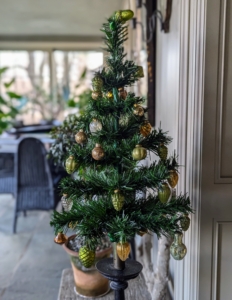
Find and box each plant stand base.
[96,258,143,300]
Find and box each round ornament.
[132,144,147,161]
[118,87,127,100]
[106,91,113,100]
[92,75,103,91]
[168,170,179,188]
[54,232,67,245]
[110,21,116,31]
[92,91,102,100]
[111,189,125,211]
[136,66,144,78]
[180,214,190,231]
[65,156,78,174]
[133,104,144,116]
[140,121,152,137]
[115,10,134,22]
[92,143,105,161]
[116,242,131,261]
[61,194,73,212]
[79,246,95,268]
[158,182,171,203]
[75,129,87,144]
[158,144,168,161]
[89,119,102,134]
[170,232,187,260]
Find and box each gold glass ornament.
[68,221,78,229]
[92,144,105,161]
[170,232,187,260]
[136,66,144,78]
[168,170,179,188]
[106,91,113,100]
[158,144,168,161]
[118,87,127,100]
[111,189,125,211]
[54,232,67,245]
[132,144,147,161]
[89,119,102,134]
[92,91,102,100]
[158,182,171,203]
[180,214,190,231]
[115,10,134,22]
[116,242,131,261]
[65,156,78,174]
[79,246,95,268]
[140,121,152,137]
[92,75,103,91]
[133,104,144,116]
[61,194,73,212]
[75,129,87,144]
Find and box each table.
[57,269,151,300]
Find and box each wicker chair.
[0,153,15,195]
[13,137,55,233]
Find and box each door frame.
[174,0,207,299]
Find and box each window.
[0,50,103,124]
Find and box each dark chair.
[13,137,55,233]
[0,153,15,195]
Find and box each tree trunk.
[152,236,172,300]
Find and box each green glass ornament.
[110,21,116,31]
[170,232,187,260]
[92,75,103,91]
[111,189,125,211]
[115,10,134,22]
[79,246,95,268]
[158,144,168,161]
[65,156,78,174]
[132,144,147,161]
[158,182,171,203]
[180,214,190,231]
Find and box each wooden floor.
[58,269,151,300]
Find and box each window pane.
[53,51,103,118]
[0,50,50,124]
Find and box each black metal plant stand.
[96,243,143,300]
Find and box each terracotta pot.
[63,235,112,298]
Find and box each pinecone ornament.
[112,189,125,211]
[168,170,179,188]
[140,121,152,137]
[180,214,190,231]
[79,246,95,268]
[158,144,168,161]
[92,75,103,91]
[116,242,131,261]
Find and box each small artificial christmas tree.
[51,9,192,298]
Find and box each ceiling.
[0,0,125,38]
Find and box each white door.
[200,0,232,299]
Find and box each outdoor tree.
[51,9,192,298]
